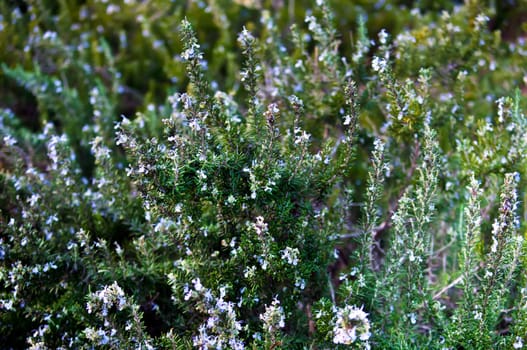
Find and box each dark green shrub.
[1,0,527,349]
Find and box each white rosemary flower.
[280,247,300,266]
[237,26,255,49]
[260,298,285,333]
[333,305,371,345]
[378,29,389,45]
[3,135,16,146]
[474,13,489,31]
[513,336,524,349]
[372,56,388,73]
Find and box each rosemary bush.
[1,0,527,349]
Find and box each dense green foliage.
[1,0,527,349]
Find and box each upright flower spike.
[237,26,261,131]
[343,80,359,137]
[179,19,212,124]
[481,172,520,297]
[260,298,285,334]
[362,138,388,270]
